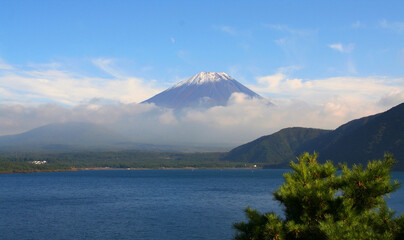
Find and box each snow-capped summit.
[143,72,263,109]
[174,72,233,87]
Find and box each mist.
[1,92,401,147]
[1,61,403,147]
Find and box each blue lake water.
[1,169,403,240]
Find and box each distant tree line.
[0,151,256,173]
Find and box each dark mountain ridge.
[224,127,330,165]
[225,103,404,170]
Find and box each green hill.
[318,102,404,168]
[223,127,330,166]
[224,102,404,170]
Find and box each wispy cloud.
[0,58,14,70]
[351,21,365,29]
[92,58,123,78]
[176,50,191,63]
[213,25,253,38]
[265,24,318,64]
[27,61,62,70]
[0,59,162,106]
[400,48,404,64]
[379,19,404,34]
[274,38,287,46]
[214,25,237,35]
[265,24,314,36]
[347,59,357,74]
[329,43,355,53]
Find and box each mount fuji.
[143,72,263,109]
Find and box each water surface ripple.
[1,169,403,240]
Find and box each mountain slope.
[296,113,380,155]
[0,122,230,152]
[143,72,263,108]
[225,103,404,169]
[223,127,330,165]
[0,122,132,151]
[318,103,404,168]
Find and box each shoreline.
[0,166,261,174]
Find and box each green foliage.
[0,151,253,173]
[234,153,404,240]
[234,208,284,240]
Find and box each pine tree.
[233,153,404,240]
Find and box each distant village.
[31,160,47,165]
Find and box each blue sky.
[0,0,403,143]
[1,0,404,83]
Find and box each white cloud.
[0,60,162,106]
[0,96,340,145]
[378,90,404,107]
[256,73,286,92]
[329,43,355,53]
[329,44,344,52]
[251,72,403,101]
[0,85,402,146]
[252,66,303,93]
[158,109,178,125]
[0,102,158,135]
[249,70,404,123]
[0,59,403,147]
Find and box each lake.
[1,169,403,240]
